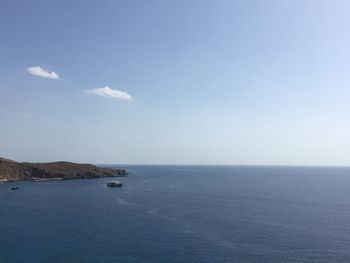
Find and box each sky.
[1,0,350,165]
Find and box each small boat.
[107,181,122,187]
[11,187,19,190]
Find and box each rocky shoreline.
[0,157,128,183]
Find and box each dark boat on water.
[107,181,122,187]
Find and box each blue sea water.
[1,165,350,262]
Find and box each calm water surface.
[1,166,350,262]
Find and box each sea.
[1,165,350,263]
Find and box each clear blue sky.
[1,0,350,165]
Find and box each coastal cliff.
[0,157,127,182]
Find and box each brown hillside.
[0,157,127,181]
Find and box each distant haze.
[1,0,350,165]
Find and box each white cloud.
[85,86,132,100]
[26,66,60,80]
[23,112,32,119]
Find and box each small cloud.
[26,66,60,80]
[85,86,132,100]
[23,112,32,119]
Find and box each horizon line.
[97,163,350,168]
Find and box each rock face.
[0,157,127,181]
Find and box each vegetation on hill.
[0,157,127,181]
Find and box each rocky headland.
[0,157,127,182]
